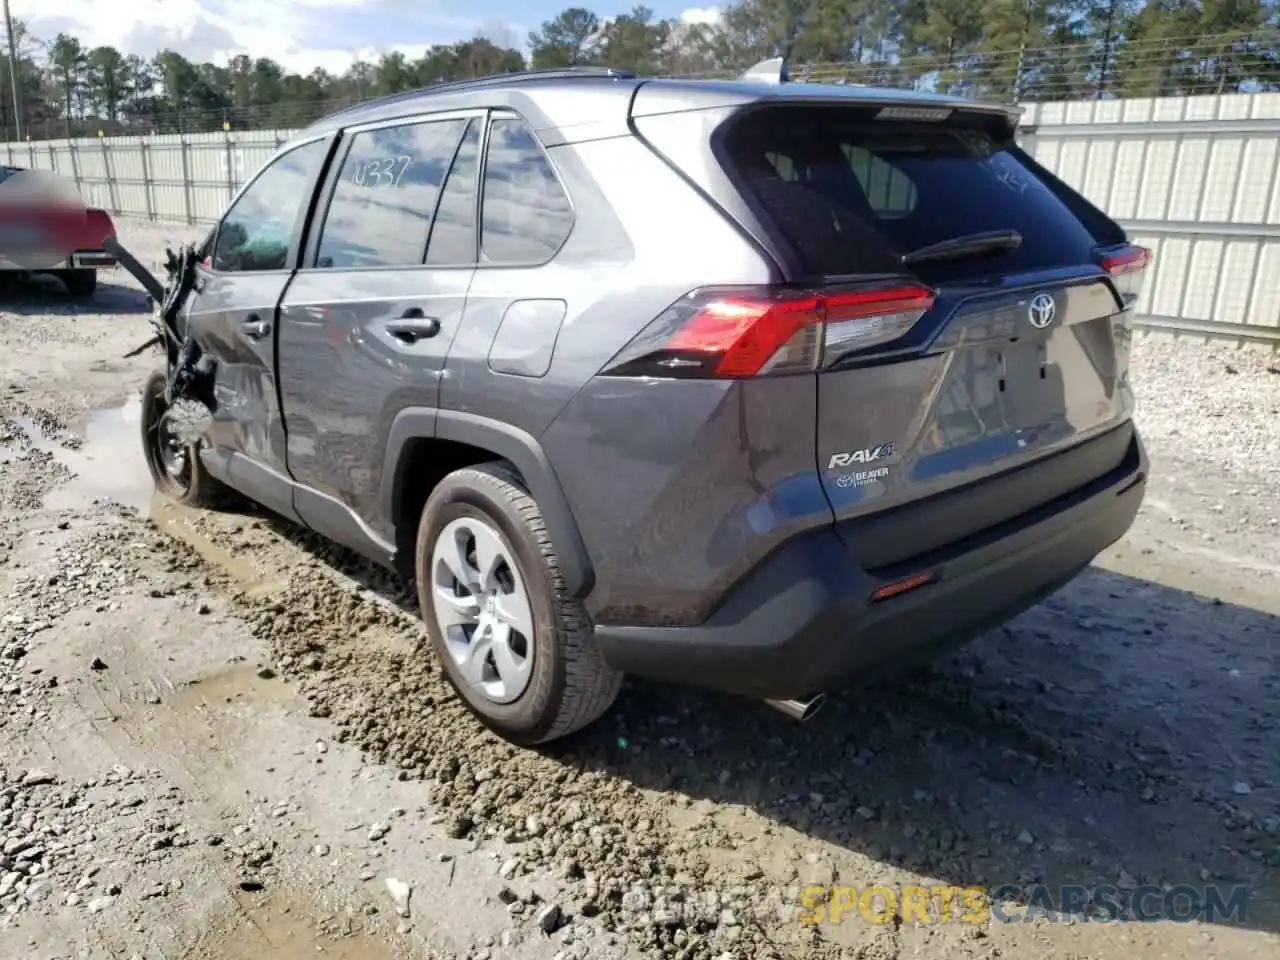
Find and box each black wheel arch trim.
[380,407,596,599]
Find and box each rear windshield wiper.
[899,229,1022,266]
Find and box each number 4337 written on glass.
[352,156,412,188]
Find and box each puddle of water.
[149,496,284,598]
[169,663,295,712]
[13,398,288,596]
[32,396,156,514]
[196,890,394,960]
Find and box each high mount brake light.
[604,284,936,379]
[1099,244,1152,309]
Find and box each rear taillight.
[86,209,115,246]
[1100,244,1152,310]
[603,283,935,379]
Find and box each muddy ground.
[0,218,1276,960]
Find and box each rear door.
[182,135,333,520]
[717,105,1143,564]
[276,111,482,544]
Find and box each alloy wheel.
[430,516,535,704]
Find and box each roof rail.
[321,66,637,123]
[739,57,789,85]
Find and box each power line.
[6,27,1277,140]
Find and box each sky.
[12,0,726,75]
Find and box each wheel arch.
[381,407,596,599]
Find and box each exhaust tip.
[763,694,826,722]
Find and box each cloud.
[9,0,514,74]
[678,6,723,26]
[16,0,255,60]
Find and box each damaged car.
[111,61,1150,746]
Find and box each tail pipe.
[763,694,826,722]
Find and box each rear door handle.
[242,314,271,339]
[384,310,441,344]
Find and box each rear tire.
[140,369,229,509]
[416,462,622,745]
[58,269,97,298]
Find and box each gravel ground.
[0,218,1276,960]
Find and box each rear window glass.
[722,107,1103,281]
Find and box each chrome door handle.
[385,316,441,344]
[242,315,271,339]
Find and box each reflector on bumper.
[70,251,116,269]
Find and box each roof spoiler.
[739,57,789,85]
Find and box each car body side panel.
[278,268,474,540]
[186,268,294,474]
[183,268,302,523]
[467,135,833,627]
[542,375,834,627]
[442,132,776,440]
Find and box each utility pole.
[3,0,21,140]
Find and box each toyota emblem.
[1027,293,1057,329]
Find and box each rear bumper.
[595,427,1147,700]
[0,250,115,271]
[68,250,115,269]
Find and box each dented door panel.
[183,267,295,475]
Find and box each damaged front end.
[105,236,216,446]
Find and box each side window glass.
[842,144,918,218]
[315,119,468,269]
[480,117,573,265]
[765,151,799,181]
[425,120,480,266]
[212,139,328,273]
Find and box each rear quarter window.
[480,117,573,266]
[722,106,1108,282]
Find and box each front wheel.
[140,369,228,508]
[415,463,622,745]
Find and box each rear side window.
[723,106,1105,281]
[480,117,573,265]
[314,118,468,269]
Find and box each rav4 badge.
[827,443,896,470]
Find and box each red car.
[0,165,117,297]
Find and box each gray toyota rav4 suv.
[137,62,1150,745]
